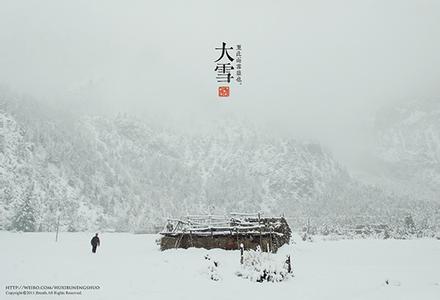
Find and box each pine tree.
[404,214,416,235]
[12,184,36,232]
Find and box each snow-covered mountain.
[374,99,440,201]
[0,96,438,232]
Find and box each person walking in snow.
[91,233,100,253]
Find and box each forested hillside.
[1,96,438,233]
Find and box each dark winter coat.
[91,236,100,247]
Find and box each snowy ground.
[1,232,439,300]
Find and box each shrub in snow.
[204,255,220,281]
[235,247,293,283]
[385,279,401,286]
[301,232,313,242]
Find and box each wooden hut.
[159,213,291,252]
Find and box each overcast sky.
[1,0,439,169]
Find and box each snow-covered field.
[1,232,439,300]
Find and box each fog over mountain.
[1,0,440,167]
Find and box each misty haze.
[0,1,439,300]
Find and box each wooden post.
[55,190,66,242]
[286,255,292,273]
[189,230,194,247]
[236,228,239,249]
[258,213,262,249]
[55,215,60,242]
[240,243,244,265]
[175,233,184,248]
